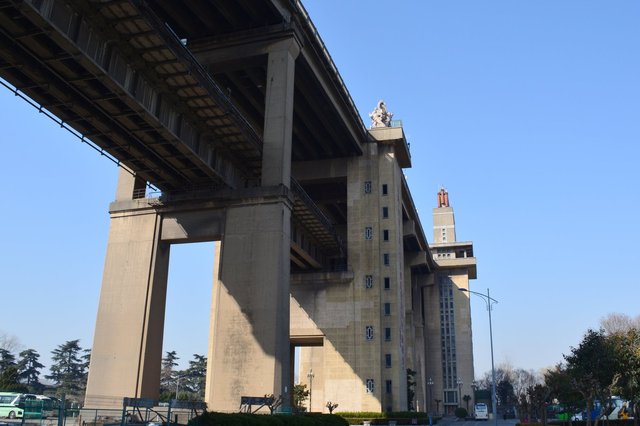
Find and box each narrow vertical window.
[364,181,372,194]
[383,253,390,265]
[365,326,374,341]
[384,303,391,316]
[366,379,375,393]
[365,227,373,240]
[385,327,391,341]
[383,229,389,241]
[386,380,393,393]
[382,206,389,218]
[365,275,374,289]
[385,354,392,368]
[382,184,388,195]
[384,277,390,289]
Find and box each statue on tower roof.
[369,100,393,128]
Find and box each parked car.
[503,408,516,419]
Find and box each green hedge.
[335,412,433,419]
[189,412,349,426]
[336,412,437,426]
[189,411,440,426]
[541,421,635,426]
[520,422,636,426]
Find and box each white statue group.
[369,100,393,128]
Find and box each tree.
[0,348,17,372]
[544,364,583,421]
[17,349,44,390]
[564,329,619,426]
[607,327,640,426]
[407,368,417,411]
[518,391,531,423]
[185,354,207,399]
[46,339,89,398]
[600,313,640,335]
[326,401,339,414]
[0,365,28,392]
[160,350,179,395]
[512,368,540,404]
[478,362,516,391]
[497,379,516,408]
[527,384,551,426]
[293,383,309,412]
[463,394,472,412]
[0,332,20,354]
[81,348,91,392]
[478,364,540,418]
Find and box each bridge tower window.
[365,275,374,288]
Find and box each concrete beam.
[403,219,416,237]
[368,127,411,168]
[434,257,478,279]
[291,271,354,286]
[161,210,224,243]
[191,27,299,66]
[292,158,348,182]
[406,251,429,270]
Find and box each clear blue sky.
[1,1,639,380]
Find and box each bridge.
[0,0,444,412]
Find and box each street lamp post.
[471,381,478,408]
[427,377,434,415]
[459,287,498,426]
[307,369,315,412]
[456,377,463,408]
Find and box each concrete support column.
[206,201,291,411]
[203,37,298,411]
[115,167,146,201]
[85,208,169,407]
[261,39,299,187]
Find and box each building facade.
[426,188,477,415]
[291,124,478,413]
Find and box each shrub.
[454,407,468,419]
[336,412,437,426]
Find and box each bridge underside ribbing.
[0,0,351,259]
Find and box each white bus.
[0,392,29,419]
[475,403,489,420]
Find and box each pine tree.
[160,351,179,394]
[46,340,88,398]
[81,348,91,392]
[0,348,16,372]
[17,349,44,386]
[0,365,28,392]
[186,354,207,398]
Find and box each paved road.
[439,418,520,426]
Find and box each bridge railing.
[293,0,368,137]
[290,178,346,257]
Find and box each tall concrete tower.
[433,188,456,243]
[425,188,477,415]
